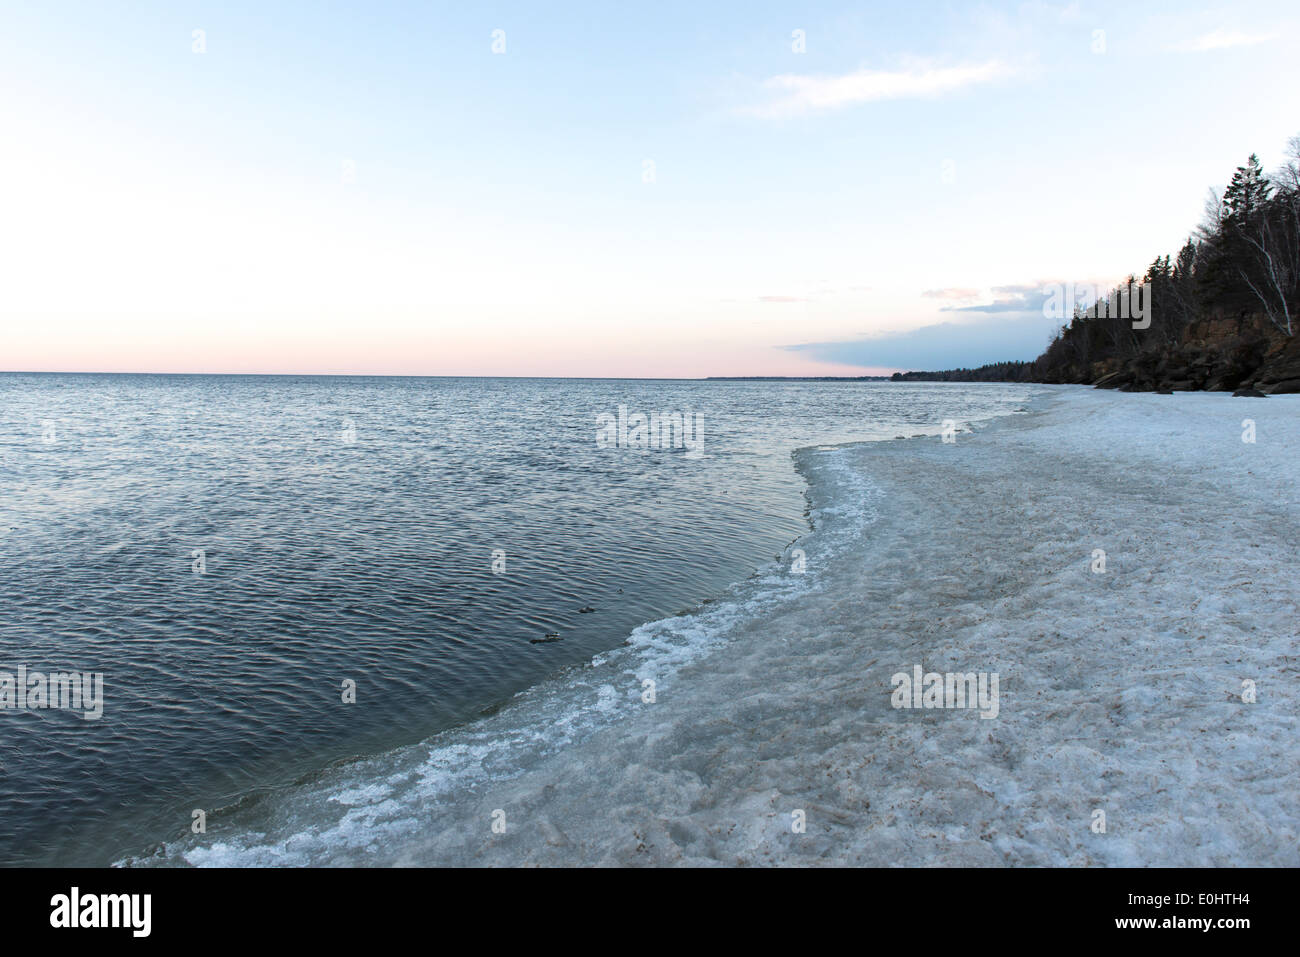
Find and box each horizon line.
[1,369,918,381]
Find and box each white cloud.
[922,287,982,302]
[1173,29,1274,52]
[742,60,1015,118]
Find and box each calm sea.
[0,373,1030,865]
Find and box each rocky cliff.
[1051,315,1300,394]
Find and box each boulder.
[1250,332,1300,389]
[1264,378,1300,395]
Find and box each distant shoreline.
[704,375,893,381]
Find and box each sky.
[2,0,1299,377]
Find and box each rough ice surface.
[154,386,1299,866]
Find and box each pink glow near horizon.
[4,347,896,379]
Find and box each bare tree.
[1196,186,1226,247]
[1236,139,1300,336]
[1236,224,1294,335]
[1275,135,1300,192]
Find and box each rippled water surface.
[0,373,1030,865]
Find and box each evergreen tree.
[1222,154,1271,225]
[1199,154,1275,311]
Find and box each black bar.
[0,867,1281,943]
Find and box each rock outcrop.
[1046,314,1299,394]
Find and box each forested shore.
[899,139,1300,395]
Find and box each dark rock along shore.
[1074,314,1300,395]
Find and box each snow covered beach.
[168,386,1300,867]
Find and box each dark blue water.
[0,373,1029,865]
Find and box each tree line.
[901,136,1300,386]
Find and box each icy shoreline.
[162,386,1299,866]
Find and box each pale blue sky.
[3,1,1298,375]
